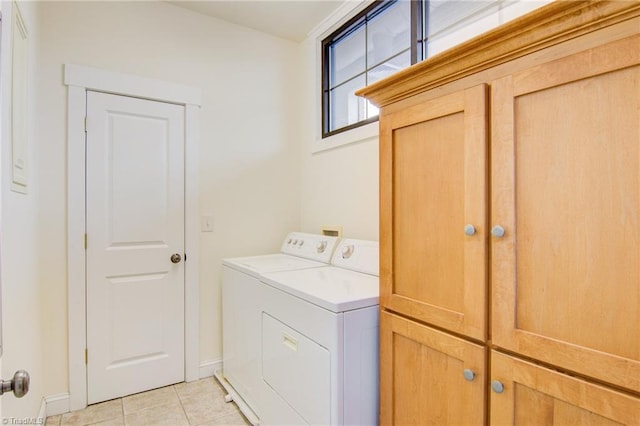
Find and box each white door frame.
[64,64,201,411]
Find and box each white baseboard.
[38,398,47,421]
[44,393,71,417]
[44,360,219,416]
[198,358,222,380]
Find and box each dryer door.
[262,313,330,425]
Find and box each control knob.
[341,245,354,259]
[316,241,328,253]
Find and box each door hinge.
[85,349,88,364]
[84,116,88,133]
[84,233,88,249]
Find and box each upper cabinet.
[491,34,640,394]
[380,84,488,341]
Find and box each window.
[322,0,412,138]
[322,0,532,138]
[419,1,509,58]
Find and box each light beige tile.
[194,410,251,426]
[61,399,123,426]
[88,417,125,426]
[174,378,223,401]
[122,386,179,414]
[124,401,188,426]
[180,392,239,425]
[45,415,62,426]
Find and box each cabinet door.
[380,85,488,340]
[490,351,640,426]
[491,34,640,393]
[380,311,486,425]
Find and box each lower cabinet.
[381,313,640,425]
[380,311,486,425]
[490,351,640,426]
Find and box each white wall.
[298,1,379,241]
[1,0,44,418]
[299,136,379,240]
[35,0,301,402]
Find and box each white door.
[86,91,185,404]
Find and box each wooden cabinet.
[491,34,640,394]
[359,1,640,424]
[380,312,486,425]
[490,351,640,426]
[380,84,488,341]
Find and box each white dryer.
[218,232,340,424]
[259,238,379,426]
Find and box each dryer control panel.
[331,238,379,276]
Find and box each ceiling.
[169,0,346,42]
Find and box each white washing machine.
[258,238,379,426]
[218,232,340,424]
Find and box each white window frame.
[311,0,377,154]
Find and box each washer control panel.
[281,232,340,263]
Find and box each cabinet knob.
[463,369,476,381]
[464,224,476,236]
[491,380,505,394]
[491,225,506,238]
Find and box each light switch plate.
[201,215,213,232]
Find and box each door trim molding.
[64,64,201,411]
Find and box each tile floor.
[45,378,251,426]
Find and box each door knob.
[170,253,182,264]
[0,370,30,398]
